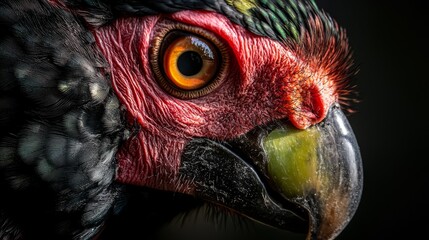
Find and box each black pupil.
[177,51,203,76]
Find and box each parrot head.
[91,1,362,239]
[0,0,362,239]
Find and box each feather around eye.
[149,20,229,99]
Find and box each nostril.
[308,85,327,122]
[288,84,333,129]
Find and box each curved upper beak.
[179,105,363,239]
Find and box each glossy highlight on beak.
[263,106,363,239]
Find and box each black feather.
[0,0,125,238]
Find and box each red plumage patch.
[292,13,358,114]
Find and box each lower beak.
[179,106,363,239]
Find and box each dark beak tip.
[304,107,363,240]
[264,107,363,239]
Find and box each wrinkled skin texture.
[95,11,338,190]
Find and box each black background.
[157,1,429,240]
[321,1,429,239]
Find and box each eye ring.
[150,21,229,99]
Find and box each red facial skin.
[93,11,343,192]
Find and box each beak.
[179,105,363,240]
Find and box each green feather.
[115,0,338,44]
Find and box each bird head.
[1,0,362,239]
[88,2,362,238]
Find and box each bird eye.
[163,34,219,90]
[151,25,228,99]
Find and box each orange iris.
[163,35,219,90]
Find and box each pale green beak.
[263,107,362,239]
